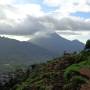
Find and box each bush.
[85,40,90,49]
[64,76,87,90]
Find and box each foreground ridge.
[0,50,89,90]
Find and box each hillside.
[30,32,84,56]
[0,37,54,66]
[0,35,84,66]
[0,50,90,90]
[0,35,84,72]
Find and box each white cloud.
[43,0,88,7]
[0,1,45,25]
[44,0,90,16]
[4,4,45,23]
[0,0,90,25]
[0,0,90,42]
[0,0,13,5]
[57,31,90,43]
[0,15,90,36]
[0,34,30,41]
[43,0,61,7]
[14,4,45,18]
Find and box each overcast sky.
[0,0,90,43]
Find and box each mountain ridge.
[0,34,84,67]
[0,37,54,65]
[30,32,84,56]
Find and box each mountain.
[30,32,84,56]
[0,37,54,65]
[0,34,84,72]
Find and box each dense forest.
[0,40,90,90]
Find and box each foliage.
[64,76,87,90]
[85,39,90,49]
[64,55,90,80]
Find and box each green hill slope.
[11,51,89,90]
[0,51,90,90]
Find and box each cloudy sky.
[0,0,90,43]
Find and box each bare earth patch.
[80,68,90,90]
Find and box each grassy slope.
[63,52,90,90]
[14,51,90,90]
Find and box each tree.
[85,40,90,49]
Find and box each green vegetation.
[12,51,90,90]
[85,39,90,49]
[0,51,90,90]
[64,55,90,79]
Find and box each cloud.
[0,0,90,43]
[0,0,45,25]
[58,31,90,43]
[43,0,90,16]
[57,31,81,35]
[0,15,90,36]
[0,0,13,5]
[38,16,90,31]
[0,16,49,35]
[0,0,46,35]
[14,4,45,17]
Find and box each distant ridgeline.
[0,34,84,68]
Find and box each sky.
[0,0,90,43]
